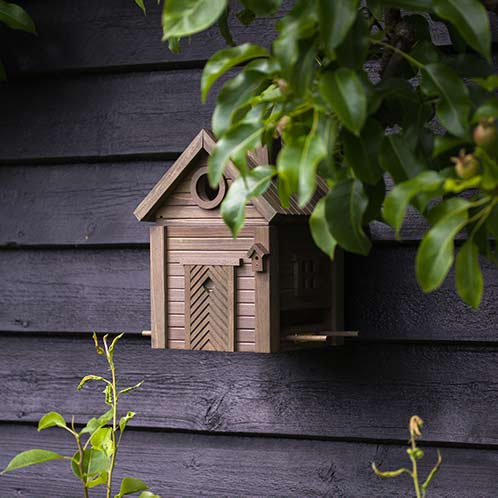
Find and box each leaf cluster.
[139,0,498,308]
[1,333,159,498]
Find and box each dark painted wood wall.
[1,2,498,496]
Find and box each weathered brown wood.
[184,264,192,349]
[254,226,279,352]
[2,423,496,498]
[176,254,243,266]
[149,225,167,349]
[3,335,498,447]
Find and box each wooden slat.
[169,275,254,291]
[2,335,498,446]
[1,424,495,498]
[0,0,281,76]
[1,247,498,341]
[149,225,167,348]
[0,69,220,162]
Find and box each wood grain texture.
[2,423,498,498]
[150,225,167,348]
[2,0,496,77]
[1,335,498,446]
[0,69,220,162]
[0,0,281,76]
[1,247,498,341]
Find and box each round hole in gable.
[190,167,227,210]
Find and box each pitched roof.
[134,129,327,222]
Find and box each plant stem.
[75,433,89,498]
[106,350,118,498]
[370,38,424,70]
[410,436,422,498]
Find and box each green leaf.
[474,75,498,92]
[325,179,371,255]
[310,198,337,259]
[78,374,109,391]
[162,0,228,41]
[369,0,431,11]
[416,204,470,292]
[1,449,64,474]
[487,204,498,238]
[80,409,114,435]
[208,120,263,186]
[119,411,137,433]
[115,477,149,498]
[240,0,281,15]
[134,0,146,15]
[201,43,268,102]
[384,171,444,239]
[433,0,491,61]
[336,12,369,70]
[318,0,359,56]
[379,135,425,182]
[212,59,274,136]
[139,492,160,498]
[89,427,113,455]
[320,68,367,135]
[221,165,275,236]
[456,240,483,308]
[0,0,35,33]
[297,121,327,207]
[421,63,471,137]
[433,135,467,157]
[71,448,110,482]
[276,138,301,207]
[119,380,144,396]
[108,332,124,359]
[38,412,67,431]
[343,119,384,185]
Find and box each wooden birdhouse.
[134,129,345,353]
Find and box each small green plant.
[1,333,160,498]
[372,416,442,498]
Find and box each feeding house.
[135,129,345,353]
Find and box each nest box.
[135,129,344,353]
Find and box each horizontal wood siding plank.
[0,69,220,162]
[2,424,496,498]
[0,1,280,75]
[1,247,497,341]
[1,336,498,446]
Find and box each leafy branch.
[1,333,159,498]
[135,0,498,309]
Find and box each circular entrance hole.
[190,167,226,209]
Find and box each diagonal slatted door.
[184,265,235,352]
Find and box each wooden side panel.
[149,226,167,348]
[165,227,258,352]
[254,226,279,352]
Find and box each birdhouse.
[134,129,345,353]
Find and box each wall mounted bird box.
[134,129,345,353]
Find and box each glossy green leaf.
[456,239,483,308]
[212,59,274,137]
[134,0,146,14]
[1,449,64,474]
[222,165,275,236]
[240,0,281,15]
[416,205,469,292]
[201,43,268,102]
[80,409,114,436]
[474,75,498,92]
[318,0,359,56]
[115,477,149,498]
[379,135,425,182]
[433,0,490,60]
[139,492,161,498]
[384,171,444,239]
[208,121,263,186]
[320,68,367,135]
[89,427,113,455]
[336,12,369,70]
[218,6,234,47]
[71,448,110,482]
[487,204,498,238]
[162,0,227,41]
[38,412,67,431]
[325,179,371,255]
[297,124,327,207]
[343,119,384,185]
[78,374,108,391]
[277,138,302,207]
[368,0,431,11]
[362,178,386,224]
[421,63,471,137]
[433,135,467,157]
[0,0,35,33]
[310,198,337,259]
